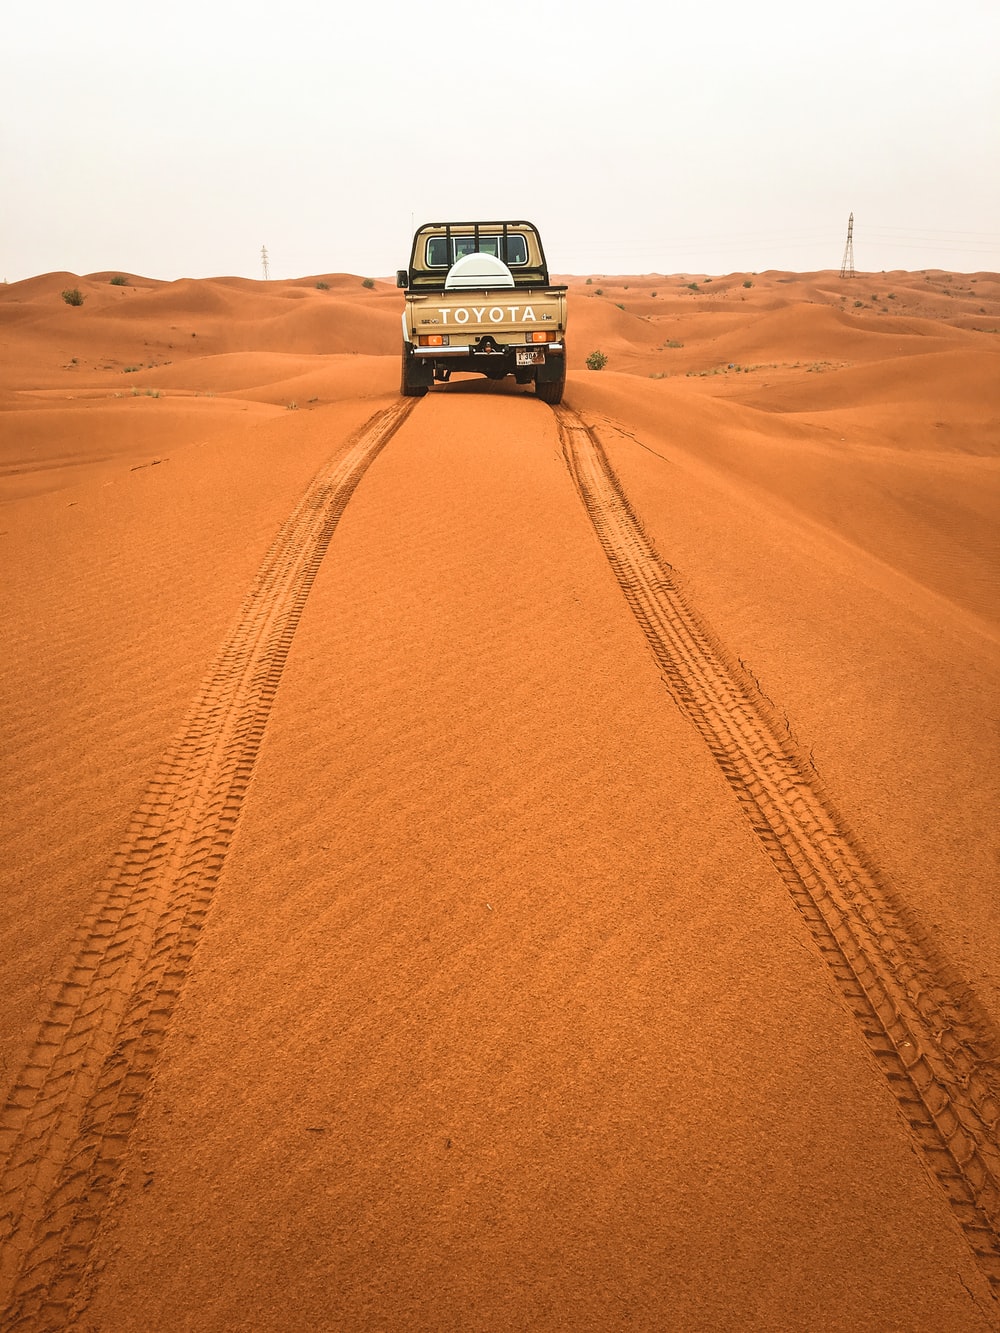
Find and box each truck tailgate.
[405,288,566,342]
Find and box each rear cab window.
[426,233,529,268]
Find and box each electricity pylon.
[261,244,270,281]
[840,214,855,278]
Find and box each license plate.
[516,349,545,366]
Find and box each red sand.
[1,268,999,1331]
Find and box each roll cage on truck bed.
[397,220,568,403]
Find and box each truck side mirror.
[396,270,408,289]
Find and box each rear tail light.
[527,331,556,343]
[418,334,449,347]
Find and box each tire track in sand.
[554,404,1000,1296]
[0,400,415,1330]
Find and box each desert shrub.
[687,282,699,291]
[854,300,864,308]
[109,275,128,286]
[361,277,375,289]
[595,288,603,296]
[586,350,608,371]
[743,280,753,288]
[316,281,330,290]
[61,288,85,306]
[615,302,625,310]
[586,278,593,284]
[651,290,657,297]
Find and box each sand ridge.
[1,266,999,1329]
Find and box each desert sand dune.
[1,268,998,1330]
[724,347,999,418]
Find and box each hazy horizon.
[3,0,998,283]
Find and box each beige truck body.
[397,221,568,402]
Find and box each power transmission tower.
[260,244,270,281]
[840,213,855,278]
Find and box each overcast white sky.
[3,0,998,281]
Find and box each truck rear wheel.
[400,344,429,398]
[535,353,566,405]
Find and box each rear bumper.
[412,342,564,357]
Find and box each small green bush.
[586,350,608,371]
[743,280,753,288]
[586,278,593,284]
[61,288,85,306]
[316,281,330,291]
[687,282,699,291]
[595,288,604,296]
[361,277,375,289]
[109,275,128,286]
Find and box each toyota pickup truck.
[397,220,567,403]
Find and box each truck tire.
[535,354,566,405]
[400,344,429,398]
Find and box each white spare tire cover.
[444,252,516,290]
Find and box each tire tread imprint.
[555,405,1000,1294]
[0,401,415,1330]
